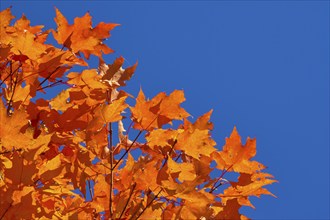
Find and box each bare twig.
[119,182,136,219]
[36,80,63,91]
[174,152,182,162]
[112,115,159,171]
[0,202,13,220]
[134,189,163,220]
[6,63,19,115]
[209,163,234,194]
[38,66,61,88]
[159,139,177,171]
[106,89,114,217]
[112,129,142,171]
[0,62,21,87]
[109,122,113,217]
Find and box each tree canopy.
[0,7,276,219]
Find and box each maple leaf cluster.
[0,7,277,220]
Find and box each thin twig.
[105,89,114,218]
[36,80,63,91]
[88,179,94,201]
[112,115,159,171]
[38,66,61,88]
[19,154,24,190]
[0,60,10,83]
[209,163,234,194]
[112,130,142,171]
[134,189,163,220]
[174,152,182,162]
[159,139,177,171]
[9,61,13,91]
[6,72,19,115]
[109,121,113,217]
[119,183,136,219]
[0,62,21,87]
[0,201,13,220]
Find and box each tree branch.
[106,89,114,218]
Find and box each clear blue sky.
[1,1,329,219]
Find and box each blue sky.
[1,1,329,219]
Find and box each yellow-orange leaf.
[0,8,15,44]
[53,8,118,59]
[9,30,47,61]
[67,69,108,89]
[0,99,51,151]
[0,156,12,169]
[175,112,217,159]
[102,96,128,123]
[50,89,73,111]
[12,186,34,205]
[4,84,31,105]
[87,96,128,132]
[38,155,62,178]
[220,172,277,209]
[212,127,265,174]
[0,8,15,29]
[14,14,44,34]
[167,157,196,182]
[130,89,190,130]
[145,129,180,150]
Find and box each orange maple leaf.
[52,8,118,59]
[220,172,277,209]
[212,127,265,174]
[130,89,190,130]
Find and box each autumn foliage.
[0,7,277,220]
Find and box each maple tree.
[0,7,277,220]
